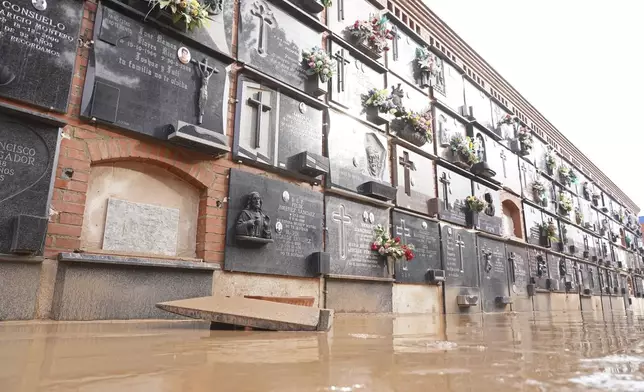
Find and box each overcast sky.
[423,0,644,214]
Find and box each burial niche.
[502,199,523,239]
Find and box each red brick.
[51,200,85,215]
[73,170,90,183]
[66,147,87,161]
[61,138,86,151]
[74,127,101,140]
[68,180,88,193]
[59,213,83,226]
[57,156,90,171]
[44,248,66,259]
[55,237,82,250]
[62,191,86,204]
[87,141,102,162]
[47,223,82,237]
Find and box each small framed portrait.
[177,47,191,64]
[32,0,47,11]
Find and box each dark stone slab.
[506,243,530,297]
[325,279,392,313]
[327,110,392,196]
[392,145,435,215]
[0,0,83,112]
[325,195,389,278]
[0,260,41,320]
[472,182,502,236]
[519,160,542,205]
[224,169,323,277]
[522,202,543,246]
[468,126,501,183]
[477,236,510,312]
[441,224,478,288]
[463,79,492,130]
[434,106,468,163]
[82,6,230,154]
[527,247,549,291]
[237,0,322,92]
[0,112,59,256]
[431,61,465,115]
[233,76,325,180]
[546,253,570,293]
[391,211,440,284]
[432,166,471,227]
[578,262,601,296]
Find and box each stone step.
[156,296,333,331]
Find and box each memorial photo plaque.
[472,182,502,236]
[392,211,440,284]
[431,166,471,227]
[325,195,389,278]
[0,112,60,255]
[0,0,83,112]
[327,110,394,198]
[478,236,511,312]
[82,6,231,155]
[392,145,435,215]
[441,224,478,288]
[237,0,323,92]
[224,169,323,277]
[234,77,326,180]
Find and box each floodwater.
[2,312,644,392]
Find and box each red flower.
[394,237,401,243]
[371,243,379,251]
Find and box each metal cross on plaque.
[508,251,516,283]
[332,204,352,260]
[439,172,452,210]
[399,151,416,197]
[391,25,401,61]
[193,58,219,125]
[334,49,351,93]
[396,219,412,271]
[455,234,465,272]
[250,1,275,56]
[589,268,594,289]
[336,0,345,21]
[483,249,493,273]
[520,161,528,189]
[247,91,273,149]
[499,148,508,178]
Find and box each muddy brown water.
[2,312,644,391]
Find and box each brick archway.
[502,199,523,239]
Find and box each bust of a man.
[236,191,272,239]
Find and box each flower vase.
[305,74,328,98]
[418,69,432,89]
[519,142,532,157]
[386,256,395,278]
[451,150,471,170]
[365,106,392,125]
[351,36,383,60]
[465,210,479,229]
[296,0,324,14]
[540,235,552,248]
[397,122,427,147]
[546,165,555,176]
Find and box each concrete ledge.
[0,254,45,264]
[0,261,41,320]
[58,252,219,271]
[52,254,214,320]
[392,284,443,314]
[326,280,392,313]
[326,274,394,283]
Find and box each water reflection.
[2,312,644,391]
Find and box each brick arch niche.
[80,161,201,258]
[502,199,523,239]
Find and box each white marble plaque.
[103,198,180,256]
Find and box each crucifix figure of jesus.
[194,58,219,125]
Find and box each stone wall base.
[609,296,627,315]
[580,296,603,313]
[443,286,481,314]
[392,284,443,314]
[325,279,392,313]
[550,292,581,312]
[0,259,42,320]
[510,295,533,313]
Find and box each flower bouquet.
[532,179,547,206]
[371,224,415,276]
[539,221,558,248]
[147,0,211,31]
[449,134,479,169]
[465,195,486,228]
[302,47,336,96]
[361,88,395,125]
[516,127,533,156]
[394,109,433,147]
[559,165,570,185]
[415,46,436,88]
[545,152,557,176]
[558,192,573,217]
[347,14,395,59]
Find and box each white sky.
[422,0,644,214]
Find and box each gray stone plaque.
[506,244,529,296]
[103,198,179,256]
[393,145,435,215]
[478,236,510,312]
[472,182,502,236]
[392,211,440,284]
[441,224,477,287]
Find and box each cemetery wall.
[0,0,642,321]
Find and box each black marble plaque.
[432,61,464,114]
[393,145,435,215]
[463,79,492,130]
[522,202,543,246]
[325,195,389,278]
[329,40,384,120]
[327,110,392,194]
[598,266,611,294]
[392,211,440,284]
[237,0,322,92]
[527,247,549,290]
[472,182,502,236]
[0,0,82,112]
[441,224,478,287]
[478,236,510,312]
[224,169,323,277]
[82,6,230,153]
[506,244,529,296]
[584,263,601,295]
[542,211,562,246]
[547,253,569,293]
[519,160,542,205]
[233,77,325,179]
[0,111,60,255]
[434,106,467,161]
[435,166,471,227]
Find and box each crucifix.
[439,172,452,210]
[247,91,273,149]
[508,251,516,284]
[455,234,465,272]
[395,219,412,271]
[337,0,344,21]
[332,205,352,261]
[391,25,401,61]
[334,49,351,93]
[250,1,274,56]
[398,151,416,197]
[536,254,546,277]
[583,235,589,251]
[193,58,219,125]
[520,161,528,189]
[482,249,493,274]
[589,268,594,289]
[499,148,508,179]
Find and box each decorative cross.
[483,249,493,273]
[247,91,273,149]
[391,25,401,61]
[520,161,528,189]
[332,204,352,260]
[589,268,594,289]
[508,251,516,283]
[395,219,411,245]
[334,49,351,93]
[193,58,219,125]
[439,172,452,210]
[583,235,589,251]
[455,235,465,272]
[250,1,275,56]
[398,151,416,197]
[536,255,546,277]
[337,0,345,21]
[499,148,508,178]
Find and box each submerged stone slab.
[156,296,332,331]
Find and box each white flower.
[322,68,329,74]
[316,61,323,66]
[378,248,385,255]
